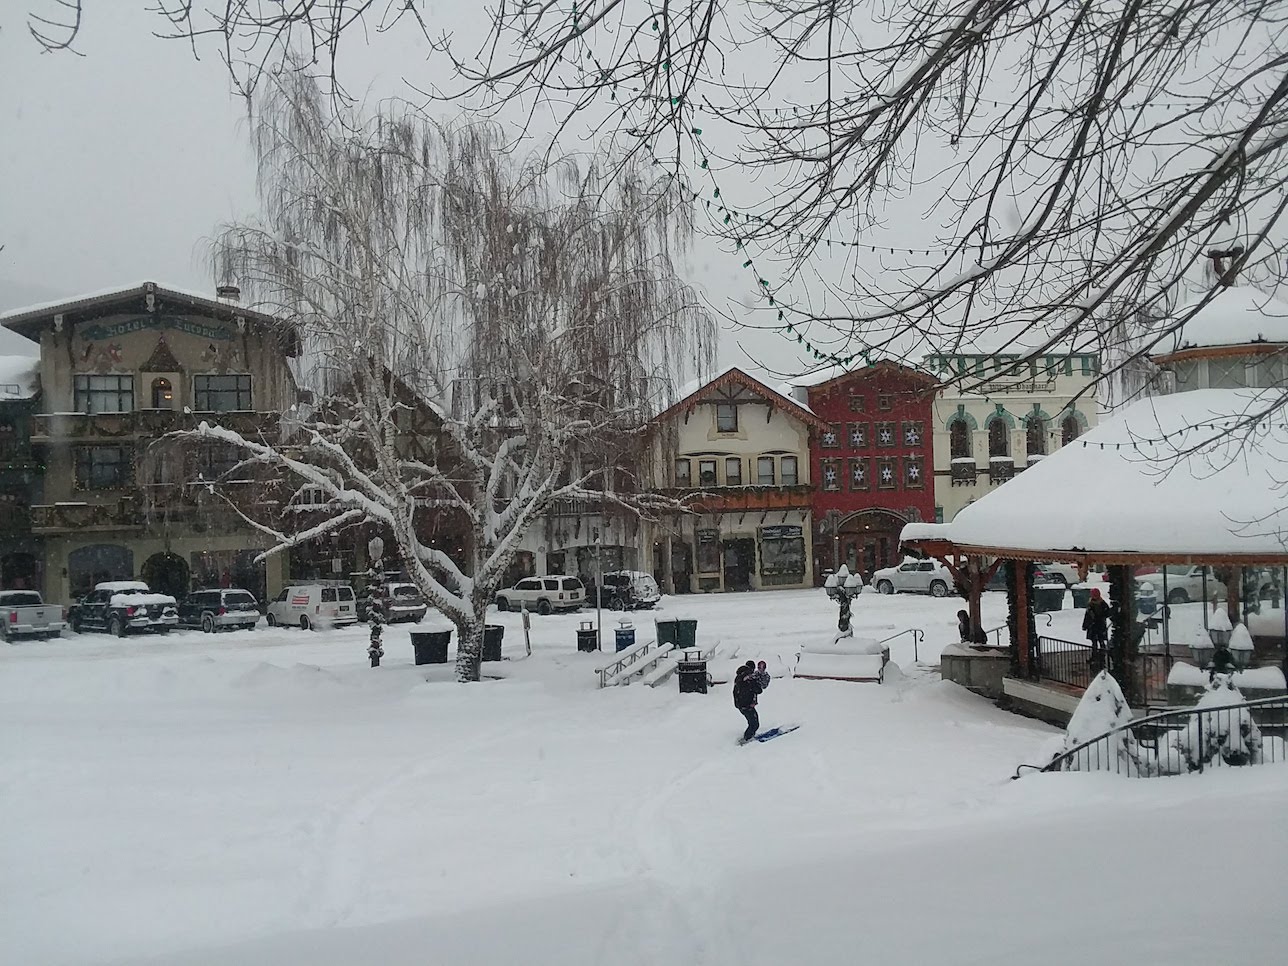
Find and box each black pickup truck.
[67,581,179,637]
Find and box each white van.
[266,584,358,629]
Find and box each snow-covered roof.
[656,366,830,431]
[930,389,1288,559]
[1159,286,1288,356]
[0,355,39,400]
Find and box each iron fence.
[1035,635,1098,690]
[1016,694,1288,778]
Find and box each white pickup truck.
[1,590,67,641]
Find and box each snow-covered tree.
[193,69,714,682]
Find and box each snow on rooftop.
[0,355,39,399]
[0,280,260,324]
[1162,285,1288,355]
[945,388,1288,558]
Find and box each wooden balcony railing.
[31,499,144,532]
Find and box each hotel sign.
[81,316,233,342]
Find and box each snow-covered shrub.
[1162,679,1264,773]
[1053,671,1152,774]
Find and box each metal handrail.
[1014,694,1288,779]
[875,627,925,663]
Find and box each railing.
[31,499,143,531]
[876,627,925,662]
[1015,694,1288,778]
[596,636,660,687]
[988,458,1015,484]
[950,461,976,485]
[1035,635,1098,690]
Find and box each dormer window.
[715,403,738,433]
[151,377,174,409]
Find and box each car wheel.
[877,580,894,595]
[538,599,553,616]
[266,613,277,627]
[1166,588,1189,605]
[610,597,627,612]
[299,615,312,631]
[496,597,510,613]
[109,616,125,638]
[202,614,216,634]
[929,580,948,598]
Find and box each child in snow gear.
[733,661,763,743]
[1083,588,1110,668]
[754,660,770,691]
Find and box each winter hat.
[1090,588,1102,600]
[744,660,756,670]
[757,661,767,670]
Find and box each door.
[722,538,756,592]
[915,561,937,592]
[670,543,693,594]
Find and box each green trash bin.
[676,619,697,648]
[1033,585,1065,613]
[1070,587,1093,609]
[656,619,679,648]
[410,630,451,665]
[482,624,504,661]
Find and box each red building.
[804,362,937,582]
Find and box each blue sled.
[753,724,801,743]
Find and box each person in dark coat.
[1083,588,1111,656]
[732,662,764,744]
[957,610,988,645]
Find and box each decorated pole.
[366,536,386,668]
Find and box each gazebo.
[903,386,1288,719]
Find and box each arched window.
[949,419,972,459]
[151,377,174,409]
[1026,418,1047,457]
[1061,415,1082,445]
[988,419,1009,458]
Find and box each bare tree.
[125,1,1287,403]
[193,67,713,681]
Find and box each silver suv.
[495,576,585,615]
[871,559,953,597]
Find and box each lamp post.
[824,564,864,640]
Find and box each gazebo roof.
[906,388,1288,563]
[1158,286,1288,358]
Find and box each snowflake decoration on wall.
[822,430,838,446]
[908,463,920,481]
[905,426,921,445]
[881,466,894,483]
[878,426,893,445]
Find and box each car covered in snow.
[494,575,585,614]
[177,588,262,633]
[357,582,430,624]
[1132,565,1275,605]
[266,583,359,630]
[592,571,661,611]
[0,589,66,641]
[67,581,179,637]
[871,559,953,597]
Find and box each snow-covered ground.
[3,589,1286,965]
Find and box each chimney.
[216,285,241,304]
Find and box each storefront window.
[695,529,720,573]
[760,525,805,585]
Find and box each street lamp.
[824,564,864,639]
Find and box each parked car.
[1133,565,1274,604]
[494,575,585,615]
[872,559,953,597]
[178,588,262,633]
[592,571,662,611]
[266,583,359,629]
[1034,562,1080,586]
[67,581,179,637]
[0,589,67,641]
[357,582,429,624]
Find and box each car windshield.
[226,592,257,608]
[1,592,43,606]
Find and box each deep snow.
[3,589,1286,966]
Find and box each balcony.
[988,457,1015,484]
[950,459,977,486]
[32,499,144,533]
[31,410,280,443]
[654,483,815,513]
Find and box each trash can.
[482,624,504,662]
[677,652,708,694]
[1070,586,1093,609]
[1033,584,1065,613]
[576,621,599,653]
[676,619,698,649]
[655,619,678,648]
[410,629,451,665]
[614,621,636,652]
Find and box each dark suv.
[68,581,179,637]
[178,589,262,633]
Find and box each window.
[848,422,868,448]
[724,457,742,486]
[820,424,841,448]
[1253,355,1282,388]
[1172,360,1200,391]
[561,578,583,591]
[715,403,738,433]
[847,395,865,413]
[904,456,924,489]
[75,445,130,490]
[321,588,338,602]
[1080,355,1099,375]
[150,377,174,409]
[878,393,893,411]
[1061,415,1082,445]
[543,578,560,591]
[849,458,869,491]
[194,374,252,412]
[698,460,717,486]
[674,459,691,486]
[821,459,841,491]
[949,419,972,459]
[198,443,241,481]
[902,421,924,447]
[988,420,1010,458]
[1026,418,1047,457]
[780,456,798,486]
[756,456,775,486]
[877,458,897,489]
[1207,358,1246,389]
[875,421,896,447]
[759,526,805,583]
[74,374,134,414]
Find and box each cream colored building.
[1,281,301,604]
[924,351,1101,523]
[643,367,825,593]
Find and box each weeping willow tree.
[197,67,714,681]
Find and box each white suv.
[871,559,953,597]
[266,584,359,629]
[495,576,585,615]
